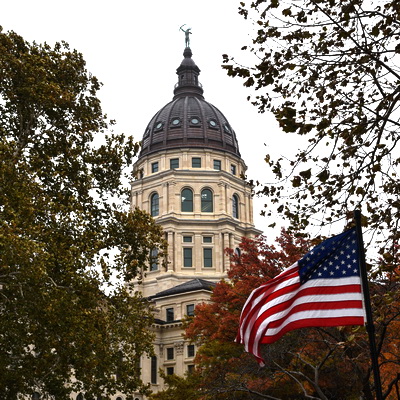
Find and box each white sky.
[2,0,298,237]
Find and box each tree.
[184,232,363,400]
[372,250,400,399]
[152,231,400,399]
[0,28,166,399]
[149,370,201,400]
[223,0,400,258]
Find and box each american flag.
[236,228,366,366]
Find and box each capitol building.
[129,43,261,397]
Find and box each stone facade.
[129,46,261,398]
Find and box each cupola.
[139,47,241,158]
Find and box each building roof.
[150,278,216,299]
[139,47,241,158]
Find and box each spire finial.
[179,24,192,48]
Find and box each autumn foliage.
[178,232,400,399]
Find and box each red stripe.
[260,316,365,344]
[266,300,364,329]
[297,284,362,295]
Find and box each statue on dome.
[179,25,192,48]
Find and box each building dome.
[139,47,240,157]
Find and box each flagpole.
[354,209,383,400]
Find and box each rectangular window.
[183,248,193,268]
[151,356,157,384]
[166,367,174,376]
[170,158,179,169]
[192,157,201,168]
[152,162,159,173]
[167,347,174,360]
[187,364,195,374]
[186,304,195,317]
[187,344,195,358]
[183,236,192,243]
[231,164,236,175]
[166,308,174,322]
[213,159,221,170]
[203,248,213,268]
[203,236,212,243]
[150,248,158,271]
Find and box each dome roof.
[139,47,240,157]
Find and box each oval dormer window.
[190,117,200,125]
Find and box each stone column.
[137,190,143,209]
[194,233,202,272]
[167,231,174,271]
[222,232,230,272]
[224,184,229,216]
[162,182,169,215]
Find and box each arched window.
[232,195,239,219]
[32,393,41,400]
[181,188,193,212]
[150,193,159,216]
[201,189,213,212]
[76,394,84,400]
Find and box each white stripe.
[255,276,362,317]
[302,276,362,287]
[252,308,366,355]
[264,308,367,337]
